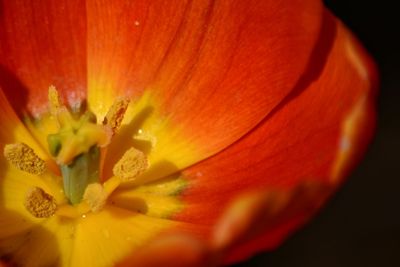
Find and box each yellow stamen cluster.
[24,187,57,218]
[82,147,149,213]
[113,147,149,181]
[3,86,153,217]
[103,97,130,135]
[3,143,46,175]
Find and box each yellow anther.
[4,143,46,175]
[24,187,57,218]
[83,183,107,212]
[48,85,62,115]
[113,147,148,181]
[48,86,75,129]
[103,97,130,135]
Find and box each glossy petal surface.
[87,0,325,180]
[0,1,377,267]
[175,13,376,262]
[0,0,87,115]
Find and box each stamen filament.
[103,176,122,195]
[56,202,91,218]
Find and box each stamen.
[55,204,81,218]
[103,97,130,135]
[103,176,122,195]
[81,176,122,213]
[83,183,107,212]
[48,85,62,116]
[24,187,57,218]
[113,147,148,181]
[4,143,46,175]
[47,86,75,129]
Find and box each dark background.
[236,1,400,266]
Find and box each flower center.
[3,86,149,218]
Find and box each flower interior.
[0,1,377,266]
[5,86,152,217]
[1,86,187,266]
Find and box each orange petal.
[0,89,49,159]
[0,0,87,115]
[174,11,377,257]
[212,182,331,264]
[87,0,325,175]
[212,182,330,250]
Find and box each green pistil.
[46,109,109,205]
[47,104,111,205]
[61,146,100,205]
[45,86,131,206]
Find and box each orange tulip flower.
[0,0,377,266]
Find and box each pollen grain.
[83,183,107,212]
[103,97,130,135]
[113,147,148,181]
[48,85,62,115]
[24,187,57,218]
[4,143,46,175]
